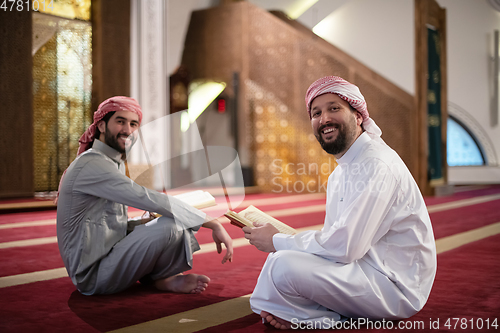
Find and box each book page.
[226,205,297,235]
[174,190,216,209]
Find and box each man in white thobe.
[243,76,437,329]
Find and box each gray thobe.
[56,139,206,295]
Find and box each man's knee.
[156,217,201,255]
[147,217,184,236]
[130,217,185,252]
[269,251,308,293]
[158,216,179,234]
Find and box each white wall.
[310,0,415,94]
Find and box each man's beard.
[104,129,135,154]
[315,118,357,156]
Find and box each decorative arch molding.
[447,101,498,166]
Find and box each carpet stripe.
[108,222,500,333]
[0,201,55,210]
[107,294,253,333]
[435,222,500,254]
[0,268,68,289]
[452,185,489,193]
[0,236,57,249]
[0,220,56,229]
[427,193,500,213]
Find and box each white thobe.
[250,132,437,324]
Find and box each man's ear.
[355,112,363,126]
[97,120,106,134]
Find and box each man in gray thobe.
[57,96,233,295]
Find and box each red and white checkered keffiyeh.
[77,96,143,155]
[305,76,384,142]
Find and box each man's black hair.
[102,111,116,124]
[95,111,115,139]
[92,111,116,146]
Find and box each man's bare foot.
[155,274,210,294]
[261,311,291,330]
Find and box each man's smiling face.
[310,93,363,158]
[98,110,140,154]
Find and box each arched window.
[447,116,485,166]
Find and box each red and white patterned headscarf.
[305,76,384,142]
[77,96,143,155]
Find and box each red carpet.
[1,188,499,332]
[0,246,269,332]
[0,244,63,277]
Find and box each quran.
[225,205,297,235]
[173,190,216,209]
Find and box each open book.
[225,205,297,235]
[174,190,216,209]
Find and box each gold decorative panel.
[35,0,91,21]
[33,35,58,192]
[245,80,336,193]
[32,13,92,191]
